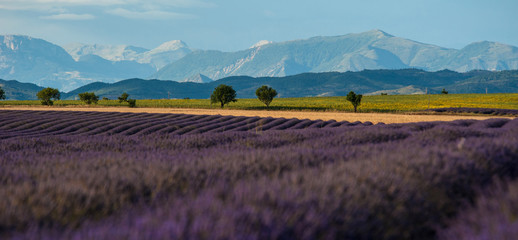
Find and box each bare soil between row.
[2,106,514,124]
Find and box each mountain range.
[2,69,517,100]
[1,30,517,92]
[152,30,518,82]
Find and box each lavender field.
[1,110,518,239]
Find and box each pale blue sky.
[0,0,516,51]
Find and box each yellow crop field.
[1,93,517,113]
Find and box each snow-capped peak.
[250,40,272,49]
[154,40,188,51]
[2,35,34,51]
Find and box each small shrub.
[117,92,135,107]
[128,99,136,108]
[0,86,5,100]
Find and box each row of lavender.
[430,107,518,116]
[0,110,373,139]
[1,110,517,239]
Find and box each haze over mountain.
[0,36,190,91]
[64,40,192,70]
[0,35,158,91]
[1,30,517,92]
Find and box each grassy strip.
[1,93,517,113]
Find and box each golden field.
[1,93,517,113]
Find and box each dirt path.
[1,106,514,124]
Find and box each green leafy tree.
[37,87,60,106]
[78,92,99,105]
[346,91,362,113]
[441,88,448,94]
[0,86,5,100]
[255,85,278,108]
[118,92,129,103]
[210,84,237,108]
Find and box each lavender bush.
[438,179,518,240]
[0,110,517,239]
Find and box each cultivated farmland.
[1,110,517,239]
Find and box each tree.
[210,84,237,108]
[346,91,362,113]
[255,85,278,108]
[441,88,448,94]
[0,86,5,100]
[118,92,129,103]
[78,92,99,105]
[37,87,60,106]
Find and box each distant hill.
[3,69,517,101]
[63,79,209,100]
[153,30,518,82]
[0,79,43,100]
[61,69,518,100]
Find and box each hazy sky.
[0,0,516,51]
